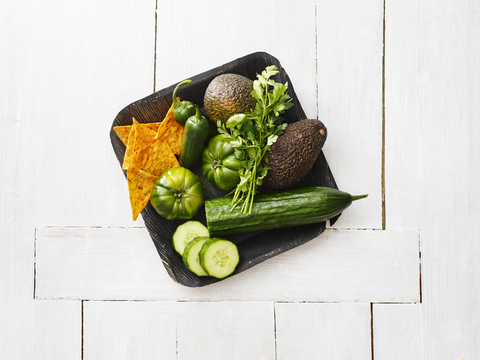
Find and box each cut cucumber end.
[172,221,209,256]
[199,238,239,279]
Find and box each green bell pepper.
[150,167,205,220]
[172,80,196,125]
[201,134,242,191]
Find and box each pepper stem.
[352,194,368,201]
[172,79,192,104]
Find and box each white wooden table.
[1,0,478,358]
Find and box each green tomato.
[150,167,205,220]
[201,134,242,191]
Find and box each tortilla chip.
[122,118,157,170]
[148,141,180,176]
[131,143,152,170]
[146,140,180,176]
[142,122,162,132]
[131,137,180,177]
[120,108,185,221]
[114,122,162,146]
[113,126,131,146]
[155,104,184,155]
[122,123,137,170]
[127,163,158,221]
[135,121,157,148]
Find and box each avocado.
[204,74,256,123]
[263,119,328,189]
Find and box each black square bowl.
[110,52,339,287]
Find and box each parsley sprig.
[217,65,293,214]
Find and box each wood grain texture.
[1,0,156,229]
[83,301,176,360]
[276,303,371,360]
[4,0,479,356]
[373,304,423,360]
[1,2,38,357]
[32,300,82,360]
[155,0,317,119]
[316,0,384,229]
[111,52,339,287]
[385,0,480,358]
[177,301,274,360]
[0,0,155,357]
[35,227,420,302]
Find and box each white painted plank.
[36,227,420,302]
[177,301,274,360]
[0,0,155,356]
[0,0,156,229]
[35,226,167,301]
[83,301,176,360]
[155,0,318,119]
[386,0,480,358]
[316,0,384,229]
[32,300,82,360]
[1,0,39,352]
[373,304,422,360]
[276,303,371,360]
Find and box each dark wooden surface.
[110,52,339,287]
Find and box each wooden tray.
[110,52,339,287]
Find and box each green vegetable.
[205,186,368,236]
[199,238,239,279]
[204,73,256,123]
[182,237,209,276]
[172,80,196,125]
[150,167,205,220]
[179,106,210,168]
[172,221,209,255]
[217,65,293,214]
[201,134,242,190]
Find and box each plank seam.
[81,300,85,360]
[419,231,422,303]
[35,299,421,304]
[371,303,375,360]
[153,0,158,92]
[175,302,179,360]
[382,0,387,230]
[274,302,278,360]
[371,301,420,305]
[329,227,384,231]
[35,225,148,230]
[33,227,37,299]
[35,225,390,231]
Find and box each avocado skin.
[204,74,256,123]
[263,119,328,189]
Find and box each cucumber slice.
[199,238,239,279]
[182,237,209,277]
[172,221,209,255]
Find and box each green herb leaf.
[252,81,264,100]
[234,148,245,160]
[220,65,294,214]
[267,134,278,146]
[226,114,249,129]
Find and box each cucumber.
[199,238,239,279]
[205,186,368,236]
[182,237,209,276]
[172,221,209,255]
